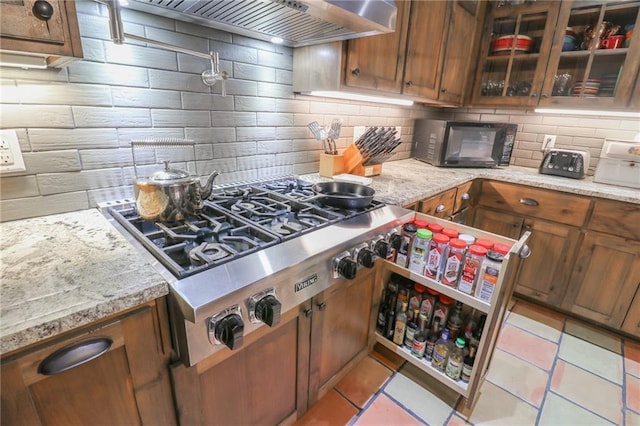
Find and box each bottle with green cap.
[408,228,433,274]
[445,337,466,381]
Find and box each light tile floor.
[295,299,639,426]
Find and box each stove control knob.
[373,239,390,259]
[337,257,358,279]
[215,314,244,350]
[255,295,281,327]
[357,247,375,268]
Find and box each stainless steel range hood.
[123,0,397,47]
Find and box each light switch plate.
[0,130,26,174]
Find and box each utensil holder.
[319,153,344,177]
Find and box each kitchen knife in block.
[343,144,364,174]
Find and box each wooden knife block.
[343,144,383,176]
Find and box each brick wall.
[1,3,638,222]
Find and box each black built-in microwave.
[411,120,518,168]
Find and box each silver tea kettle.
[131,138,218,222]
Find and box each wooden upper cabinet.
[402,0,450,99]
[438,1,482,104]
[539,1,640,109]
[0,0,83,67]
[344,0,411,94]
[341,0,483,104]
[470,1,561,107]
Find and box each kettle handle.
[131,138,194,179]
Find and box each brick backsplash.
[1,2,638,222]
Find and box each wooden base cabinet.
[307,267,376,405]
[561,233,640,330]
[373,213,529,407]
[473,207,581,306]
[170,267,377,424]
[171,310,301,425]
[1,301,176,426]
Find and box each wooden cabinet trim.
[588,199,640,240]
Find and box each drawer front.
[589,199,640,241]
[419,188,457,217]
[478,181,591,227]
[454,181,477,213]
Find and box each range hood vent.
[124,0,397,47]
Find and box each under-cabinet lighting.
[308,91,414,106]
[0,52,47,69]
[534,108,640,118]
[270,37,284,44]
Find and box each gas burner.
[270,220,304,236]
[189,242,237,265]
[232,201,258,212]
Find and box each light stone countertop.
[0,209,169,355]
[2,160,637,356]
[301,159,640,206]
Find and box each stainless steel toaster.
[539,148,590,179]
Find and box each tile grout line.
[377,370,430,425]
[541,320,623,425]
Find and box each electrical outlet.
[0,130,26,174]
[542,134,556,151]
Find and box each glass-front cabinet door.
[470,1,561,107]
[540,1,640,109]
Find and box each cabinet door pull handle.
[351,68,360,76]
[33,0,54,20]
[38,338,113,376]
[317,302,327,311]
[435,204,446,213]
[519,244,532,259]
[519,197,539,206]
[303,307,313,318]
[406,80,413,87]
[461,192,470,200]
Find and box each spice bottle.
[461,345,477,383]
[413,219,429,230]
[427,223,443,235]
[442,228,459,240]
[475,243,510,303]
[425,318,442,361]
[457,245,487,295]
[432,294,454,329]
[440,238,467,287]
[392,301,408,346]
[425,233,450,280]
[419,287,439,327]
[409,283,427,313]
[395,223,418,268]
[446,301,464,341]
[431,327,451,372]
[475,238,494,251]
[411,332,427,358]
[408,228,433,274]
[445,337,466,381]
[404,309,419,348]
[458,233,476,247]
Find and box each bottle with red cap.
[442,228,459,240]
[425,233,450,280]
[440,238,467,287]
[475,243,511,302]
[458,245,487,295]
[427,223,444,235]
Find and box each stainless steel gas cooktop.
[102,176,412,365]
